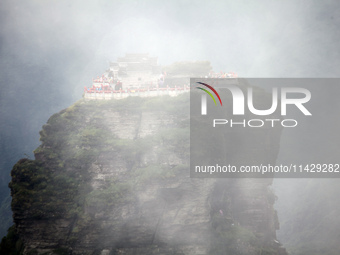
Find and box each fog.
[2,0,340,83]
[1,0,340,253]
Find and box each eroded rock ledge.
[4,93,286,255]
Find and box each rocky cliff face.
[3,94,286,255]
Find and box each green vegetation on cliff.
[0,225,23,255]
[1,92,284,255]
[1,94,190,254]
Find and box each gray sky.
[1,0,340,84]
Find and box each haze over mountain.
[1,1,340,254]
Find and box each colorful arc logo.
[196,82,222,115]
[196,82,223,106]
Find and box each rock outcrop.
[2,92,287,255]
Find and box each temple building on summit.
[108,53,162,89]
[85,53,237,100]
